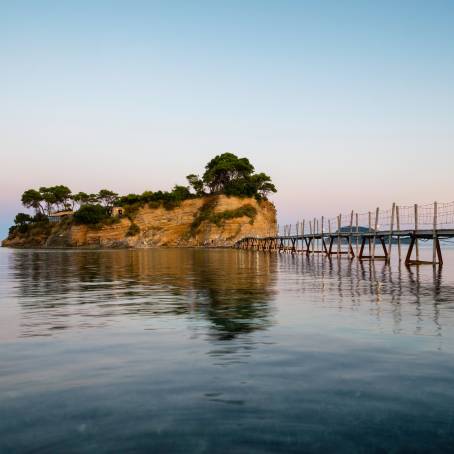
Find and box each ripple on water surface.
[1,247,454,452]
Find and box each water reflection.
[278,253,454,340]
[5,249,454,342]
[7,249,277,340]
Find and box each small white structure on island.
[111,207,124,217]
[48,211,74,223]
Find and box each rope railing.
[278,201,454,236]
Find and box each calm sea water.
[1,246,454,453]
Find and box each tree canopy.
[202,153,255,193]
[200,153,276,199]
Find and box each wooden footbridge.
[234,202,454,266]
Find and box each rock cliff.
[2,195,276,248]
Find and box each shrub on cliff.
[190,199,258,233]
[74,204,108,225]
[126,222,140,236]
[210,205,257,227]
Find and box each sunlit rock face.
[3,195,277,248]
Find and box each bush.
[147,200,161,209]
[33,212,49,223]
[124,202,142,219]
[8,225,17,236]
[74,204,108,225]
[190,199,257,233]
[126,222,140,237]
[191,198,218,233]
[210,205,257,227]
[14,213,33,225]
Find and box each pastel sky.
[1,1,453,238]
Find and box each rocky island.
[2,154,277,249]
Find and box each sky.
[1,0,454,238]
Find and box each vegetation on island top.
[9,153,276,235]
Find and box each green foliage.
[202,153,255,194]
[101,216,120,226]
[190,197,218,233]
[11,213,33,234]
[209,205,257,227]
[8,211,50,238]
[147,200,161,209]
[17,224,29,234]
[249,173,277,199]
[39,185,72,211]
[73,204,108,225]
[117,193,144,206]
[223,172,277,200]
[21,189,44,213]
[14,213,33,225]
[190,199,257,234]
[33,212,49,223]
[72,192,91,208]
[186,174,205,196]
[119,185,193,213]
[97,189,118,207]
[171,185,191,201]
[8,225,17,236]
[126,222,140,237]
[198,153,276,199]
[123,202,142,219]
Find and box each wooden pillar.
[328,219,332,255]
[433,201,438,264]
[355,213,359,256]
[302,219,305,254]
[316,218,319,253]
[309,220,313,254]
[414,204,419,262]
[388,203,395,263]
[337,214,341,257]
[321,216,325,255]
[312,217,316,254]
[372,207,379,259]
[396,205,401,261]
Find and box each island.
[2,153,277,248]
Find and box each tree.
[38,185,72,213]
[248,173,277,200]
[51,185,72,210]
[171,185,191,201]
[186,174,205,196]
[88,194,99,204]
[202,153,255,193]
[117,193,142,206]
[14,213,33,225]
[21,189,44,213]
[14,212,33,233]
[71,192,91,210]
[39,187,57,214]
[97,189,118,207]
[73,204,108,224]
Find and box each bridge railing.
[278,201,454,236]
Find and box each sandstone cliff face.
[2,196,276,249]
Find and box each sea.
[1,246,454,453]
